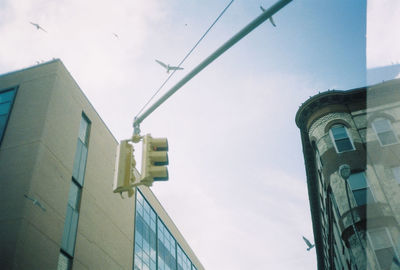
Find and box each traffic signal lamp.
[141,134,169,186]
[113,140,136,197]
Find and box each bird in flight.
[113,33,119,39]
[30,22,47,33]
[24,194,46,211]
[155,59,183,73]
[260,6,277,27]
[302,236,315,251]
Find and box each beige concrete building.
[0,60,204,270]
[296,79,400,270]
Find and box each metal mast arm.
[133,0,293,135]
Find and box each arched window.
[371,118,398,146]
[329,124,355,153]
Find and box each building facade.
[0,60,204,270]
[296,79,400,270]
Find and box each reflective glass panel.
[372,118,398,145]
[57,252,72,270]
[78,115,90,145]
[0,88,16,144]
[134,191,157,270]
[348,172,367,190]
[0,102,11,115]
[330,125,354,152]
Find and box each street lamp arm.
[132,0,294,135]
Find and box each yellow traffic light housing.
[141,134,169,186]
[113,140,136,197]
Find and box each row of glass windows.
[134,191,197,270]
[329,118,398,154]
[58,114,91,270]
[325,189,399,270]
[0,87,17,145]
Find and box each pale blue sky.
[0,0,398,269]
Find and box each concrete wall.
[0,60,203,270]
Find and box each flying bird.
[260,6,277,27]
[155,59,183,73]
[29,22,47,33]
[24,194,46,211]
[302,236,315,251]
[113,33,119,38]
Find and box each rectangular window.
[368,228,398,270]
[0,87,17,145]
[348,172,374,206]
[330,125,355,153]
[72,115,90,186]
[61,182,81,256]
[391,167,400,185]
[134,191,157,270]
[177,245,191,270]
[372,118,398,146]
[60,113,90,261]
[134,190,197,270]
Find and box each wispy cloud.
[367,0,400,68]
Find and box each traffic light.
[113,140,136,197]
[140,134,169,186]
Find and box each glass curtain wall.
[134,190,197,270]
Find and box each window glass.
[57,252,72,270]
[348,172,374,206]
[134,190,195,270]
[78,115,90,145]
[372,118,398,145]
[0,115,7,138]
[61,205,79,256]
[392,167,400,184]
[330,125,354,152]
[72,140,88,186]
[134,191,157,270]
[0,88,16,145]
[348,172,367,190]
[67,182,81,210]
[0,89,15,103]
[368,228,397,270]
[177,245,192,270]
[0,102,12,115]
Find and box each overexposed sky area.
[0,0,398,269]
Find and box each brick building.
[296,79,400,270]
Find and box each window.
[391,167,400,184]
[368,228,398,270]
[134,191,157,270]
[347,172,374,206]
[0,88,17,145]
[134,190,198,270]
[60,114,90,261]
[72,115,90,185]
[177,245,191,270]
[372,118,398,146]
[61,182,81,256]
[329,124,355,153]
[57,252,72,270]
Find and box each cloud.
[367,0,400,68]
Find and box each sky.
[0,0,399,269]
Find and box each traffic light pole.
[133,0,293,135]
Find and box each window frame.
[391,166,400,185]
[367,227,399,270]
[329,124,355,153]
[0,87,18,146]
[347,172,375,206]
[371,118,399,146]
